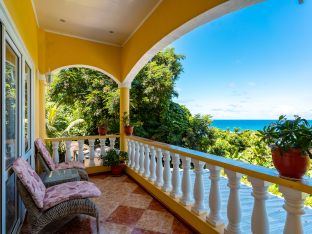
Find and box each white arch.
[51,64,121,85]
[122,0,263,86]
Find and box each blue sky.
[171,0,312,120]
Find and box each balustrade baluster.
[134,141,140,172]
[155,148,164,187]
[191,159,206,215]
[65,141,72,162]
[279,186,307,234]
[248,177,270,234]
[206,164,223,227]
[224,169,242,234]
[131,141,136,169]
[100,138,106,158]
[139,143,145,175]
[88,139,95,166]
[78,140,84,162]
[162,150,172,192]
[109,137,116,150]
[127,140,132,166]
[170,153,182,199]
[52,141,59,163]
[149,146,157,183]
[180,156,193,206]
[143,144,150,178]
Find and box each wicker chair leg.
[96,214,100,234]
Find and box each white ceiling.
[33,0,161,46]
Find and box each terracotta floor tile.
[102,222,133,234]
[132,186,147,194]
[171,218,195,234]
[135,210,174,234]
[147,200,168,212]
[106,206,145,226]
[123,176,136,183]
[96,199,121,221]
[132,228,166,234]
[122,193,153,209]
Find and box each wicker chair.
[13,158,100,234]
[35,138,89,181]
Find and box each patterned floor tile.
[132,228,166,234]
[102,222,133,234]
[106,206,145,226]
[171,218,195,234]
[122,193,153,209]
[132,186,147,195]
[147,200,168,212]
[135,210,174,233]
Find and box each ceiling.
[33,0,161,47]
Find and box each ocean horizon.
[211,119,312,131]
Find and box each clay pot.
[272,147,310,179]
[111,163,126,176]
[98,126,107,135]
[124,126,134,136]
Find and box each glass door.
[4,35,21,234]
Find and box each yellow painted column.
[119,84,130,151]
[38,75,46,138]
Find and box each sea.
[211,120,312,131]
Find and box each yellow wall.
[121,0,227,81]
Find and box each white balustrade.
[134,141,140,172]
[170,153,182,199]
[65,140,72,162]
[279,186,307,234]
[143,144,150,178]
[224,169,243,234]
[139,143,145,175]
[162,150,172,192]
[248,177,270,234]
[131,140,136,169]
[78,140,84,162]
[180,156,193,206]
[191,159,206,215]
[149,146,157,183]
[127,140,132,166]
[88,139,95,166]
[52,141,60,163]
[155,148,164,187]
[206,164,223,227]
[109,137,116,150]
[100,138,106,157]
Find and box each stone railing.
[45,135,119,167]
[126,136,312,234]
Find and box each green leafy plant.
[98,118,109,128]
[259,115,312,158]
[103,149,128,166]
[122,112,130,127]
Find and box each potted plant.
[103,149,128,176]
[98,119,109,135]
[259,115,312,180]
[122,112,133,136]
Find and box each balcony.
[22,135,312,234]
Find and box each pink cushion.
[35,138,56,170]
[43,181,101,210]
[12,158,46,209]
[55,161,85,170]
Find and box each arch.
[121,0,263,85]
[51,64,120,85]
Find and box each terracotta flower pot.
[111,163,126,176]
[124,126,134,136]
[98,126,107,135]
[272,147,310,179]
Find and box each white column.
[65,141,72,162]
[248,177,270,234]
[155,148,164,187]
[100,138,106,157]
[149,146,157,183]
[162,150,172,192]
[279,186,307,234]
[139,143,145,175]
[224,169,243,234]
[109,137,116,150]
[88,139,95,166]
[131,141,136,169]
[127,140,132,166]
[52,141,60,163]
[206,164,223,227]
[78,140,84,162]
[170,153,182,199]
[180,156,193,206]
[134,141,140,172]
[143,144,150,178]
[191,159,206,215]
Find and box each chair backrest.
[35,138,56,170]
[12,157,46,209]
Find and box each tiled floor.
[20,173,194,234]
